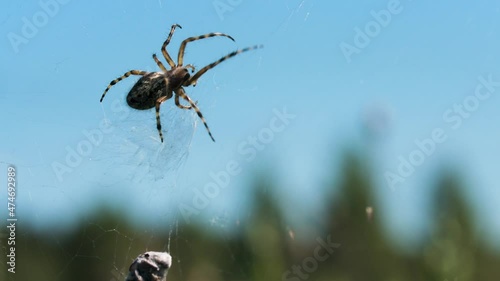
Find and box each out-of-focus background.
[1,0,500,280]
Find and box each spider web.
[92,90,198,187]
[0,1,313,280]
[11,211,248,281]
[35,86,256,281]
[94,2,309,277]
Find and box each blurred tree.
[424,169,500,281]
[244,177,289,281]
[322,150,402,281]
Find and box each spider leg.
[186,45,263,87]
[100,70,148,102]
[152,54,167,72]
[176,88,215,142]
[175,93,192,110]
[161,24,182,68]
[155,92,172,143]
[177,33,235,66]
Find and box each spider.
[100,24,263,143]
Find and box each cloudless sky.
[1,0,500,251]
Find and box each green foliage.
[4,150,499,281]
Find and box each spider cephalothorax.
[100,24,262,142]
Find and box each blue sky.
[1,0,500,250]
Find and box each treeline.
[3,151,499,281]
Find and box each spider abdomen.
[126,72,170,110]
